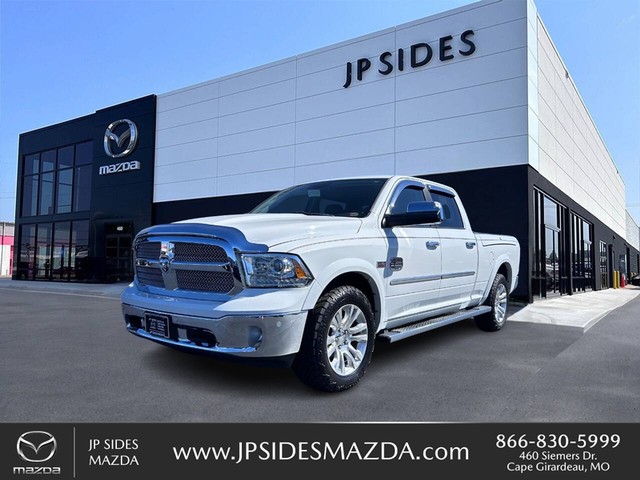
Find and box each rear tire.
[293,285,375,392]
[475,273,509,332]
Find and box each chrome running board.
[378,306,492,343]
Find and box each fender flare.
[480,254,514,304]
[302,258,386,331]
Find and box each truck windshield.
[251,178,388,218]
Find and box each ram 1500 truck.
[121,176,520,391]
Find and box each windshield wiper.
[292,211,334,216]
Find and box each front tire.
[475,273,509,332]
[293,285,375,392]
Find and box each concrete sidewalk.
[0,278,127,299]
[509,286,640,331]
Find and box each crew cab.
[121,176,520,391]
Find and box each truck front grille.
[136,241,160,259]
[134,237,240,296]
[173,242,227,263]
[176,270,235,293]
[136,266,164,288]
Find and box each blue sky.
[1,0,638,224]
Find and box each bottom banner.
[0,423,636,478]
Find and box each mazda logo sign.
[104,119,138,158]
[16,431,57,463]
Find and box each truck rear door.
[429,187,478,308]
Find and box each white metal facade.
[153,0,628,239]
[527,1,627,238]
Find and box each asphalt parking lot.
[1,283,639,422]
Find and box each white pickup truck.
[121,176,519,391]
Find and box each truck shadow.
[139,319,480,396]
[140,346,304,394]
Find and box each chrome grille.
[133,236,240,296]
[173,242,227,263]
[176,270,235,293]
[136,241,160,259]
[136,266,164,287]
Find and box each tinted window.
[38,172,55,215]
[390,186,425,214]
[74,165,92,211]
[71,220,90,280]
[544,196,558,228]
[35,223,52,279]
[24,154,40,175]
[58,145,74,169]
[41,150,56,172]
[75,141,93,165]
[18,224,37,279]
[56,168,73,213]
[22,175,39,217]
[52,222,71,280]
[431,191,463,229]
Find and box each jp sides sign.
[342,29,476,88]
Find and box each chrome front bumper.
[122,303,308,358]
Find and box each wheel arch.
[480,256,515,304]
[497,262,512,286]
[303,268,384,331]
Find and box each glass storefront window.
[70,220,89,281]
[24,153,40,175]
[545,227,560,294]
[571,213,594,292]
[543,196,558,228]
[600,241,609,288]
[21,141,92,219]
[21,175,39,217]
[58,145,74,169]
[35,223,52,279]
[75,141,93,165]
[17,221,89,282]
[41,150,56,172]
[52,222,71,281]
[73,165,92,211]
[533,189,568,298]
[38,171,55,215]
[56,168,73,213]
[18,224,37,279]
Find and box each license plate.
[145,313,170,338]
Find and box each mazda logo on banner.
[104,119,138,158]
[16,431,57,463]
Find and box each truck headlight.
[240,254,313,288]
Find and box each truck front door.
[382,181,442,323]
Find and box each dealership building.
[12,0,639,301]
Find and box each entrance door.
[105,223,133,282]
[545,226,560,295]
[599,241,609,289]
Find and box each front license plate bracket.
[145,313,171,338]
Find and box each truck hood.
[176,213,362,249]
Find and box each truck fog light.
[249,326,263,346]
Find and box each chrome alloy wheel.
[494,282,508,325]
[326,304,369,376]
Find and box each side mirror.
[382,201,443,228]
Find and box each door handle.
[466,241,476,249]
[426,241,440,250]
